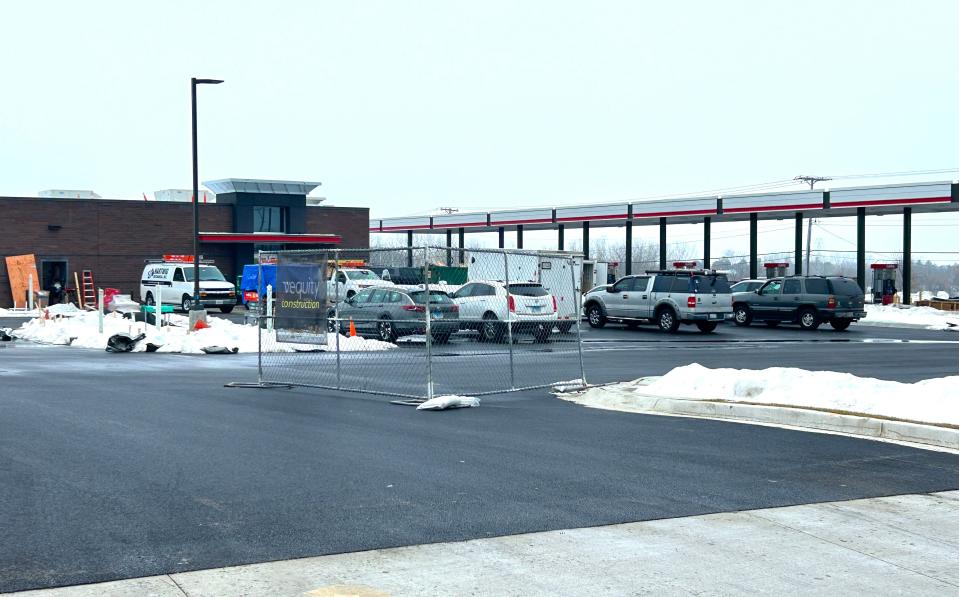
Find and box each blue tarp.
[239,264,277,304]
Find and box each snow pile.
[571,363,959,426]
[417,395,480,410]
[862,304,959,330]
[552,379,587,393]
[13,311,396,354]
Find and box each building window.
[253,206,287,232]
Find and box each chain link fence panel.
[242,246,586,399]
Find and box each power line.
[825,167,959,180]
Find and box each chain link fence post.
[503,249,515,390]
[572,254,586,385]
[257,251,264,385]
[333,251,342,390]
[424,248,434,400]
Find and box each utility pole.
[794,175,832,190]
[794,176,831,274]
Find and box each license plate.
[431,311,443,319]
[837,312,852,318]
[709,314,720,320]
[531,306,542,312]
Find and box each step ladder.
[81,270,97,309]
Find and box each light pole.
[191,77,223,327]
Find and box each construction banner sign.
[274,252,329,345]
[5,254,40,308]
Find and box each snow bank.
[862,304,959,331]
[12,311,396,354]
[573,363,959,426]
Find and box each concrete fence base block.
[591,393,959,451]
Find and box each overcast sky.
[3,1,959,260]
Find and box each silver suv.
[583,271,734,333]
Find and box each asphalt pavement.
[3,319,959,592]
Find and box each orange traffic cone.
[194,319,210,331]
[348,318,357,337]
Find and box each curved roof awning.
[199,232,341,244]
[203,179,321,195]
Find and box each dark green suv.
[731,276,866,331]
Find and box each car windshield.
[690,274,731,294]
[346,269,381,281]
[410,291,453,304]
[507,283,549,297]
[183,266,226,282]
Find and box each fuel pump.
[870,263,898,305]
[764,262,789,278]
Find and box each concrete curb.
[570,390,959,450]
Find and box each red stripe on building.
[722,202,824,214]
[555,213,629,223]
[489,217,554,226]
[829,196,951,208]
[632,208,717,219]
[430,221,488,229]
[199,233,342,244]
[380,224,433,231]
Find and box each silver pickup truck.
[583,270,734,333]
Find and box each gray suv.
[732,276,866,331]
[328,287,460,343]
[583,271,733,333]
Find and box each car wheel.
[557,322,574,333]
[327,310,338,334]
[533,324,552,343]
[696,321,718,333]
[219,306,234,314]
[144,292,155,306]
[656,307,680,333]
[764,321,780,327]
[798,307,821,330]
[829,319,852,331]
[733,304,752,326]
[377,317,397,342]
[586,304,606,328]
[480,313,503,342]
[181,295,193,312]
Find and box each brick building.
[0,178,368,307]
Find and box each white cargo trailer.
[466,251,539,283]
[538,254,582,333]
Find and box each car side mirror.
[754,289,762,295]
[606,286,616,293]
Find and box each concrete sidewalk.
[10,491,959,597]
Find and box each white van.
[140,257,236,313]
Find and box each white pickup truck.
[328,268,394,300]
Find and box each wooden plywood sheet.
[5,254,40,308]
